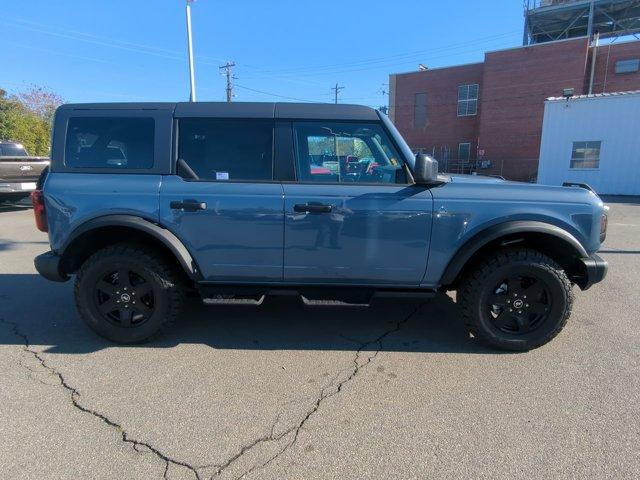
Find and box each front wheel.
[75,244,184,343]
[458,247,574,351]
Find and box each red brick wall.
[478,38,589,181]
[391,63,483,164]
[590,40,640,94]
[391,38,640,181]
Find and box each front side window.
[570,141,601,169]
[65,117,155,169]
[293,122,406,184]
[178,118,273,181]
[457,84,479,116]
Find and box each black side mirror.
[413,153,439,185]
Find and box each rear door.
[282,121,433,286]
[159,117,284,282]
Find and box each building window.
[457,84,478,116]
[458,142,471,162]
[615,59,640,74]
[414,93,427,128]
[570,141,601,169]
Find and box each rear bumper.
[577,253,608,290]
[34,251,69,282]
[0,181,38,194]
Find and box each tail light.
[31,190,48,232]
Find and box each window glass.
[293,122,406,184]
[65,117,154,169]
[178,118,273,181]
[414,93,427,128]
[615,59,639,74]
[570,141,601,169]
[457,84,479,116]
[0,144,28,157]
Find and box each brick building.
[389,37,640,181]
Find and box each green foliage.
[0,86,63,156]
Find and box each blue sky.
[1,0,524,106]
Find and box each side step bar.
[198,284,436,306]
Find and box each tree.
[0,85,63,156]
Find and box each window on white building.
[570,141,601,169]
[457,84,478,116]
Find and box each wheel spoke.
[97,280,117,295]
[98,297,119,314]
[487,293,507,307]
[524,282,544,300]
[529,302,548,315]
[118,269,132,289]
[119,308,133,327]
[514,315,532,333]
[494,311,515,330]
[134,301,153,317]
[136,284,153,298]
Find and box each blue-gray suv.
[32,102,608,350]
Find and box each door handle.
[293,203,332,213]
[170,199,207,212]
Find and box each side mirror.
[413,153,439,185]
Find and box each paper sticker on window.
[216,172,229,181]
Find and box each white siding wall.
[538,93,640,195]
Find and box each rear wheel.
[458,247,573,351]
[75,244,184,343]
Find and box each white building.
[538,91,640,195]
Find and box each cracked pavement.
[1,199,639,479]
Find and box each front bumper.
[577,253,608,290]
[34,251,69,282]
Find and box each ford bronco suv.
[33,102,608,350]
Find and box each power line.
[234,84,319,103]
[219,61,236,102]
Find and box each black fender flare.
[61,215,201,280]
[440,220,588,286]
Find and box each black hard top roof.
[57,102,380,121]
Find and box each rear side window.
[178,118,273,181]
[0,144,28,157]
[65,117,155,169]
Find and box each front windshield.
[379,111,415,169]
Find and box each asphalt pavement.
[0,198,638,479]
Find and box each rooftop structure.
[523,0,640,45]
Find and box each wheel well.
[60,226,193,286]
[449,232,585,289]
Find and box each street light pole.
[185,0,196,102]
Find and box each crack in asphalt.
[209,304,422,480]
[1,303,421,480]
[0,318,202,480]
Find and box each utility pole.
[220,62,236,102]
[332,83,344,104]
[185,0,196,102]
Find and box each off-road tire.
[458,247,574,351]
[75,243,184,343]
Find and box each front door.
[283,121,433,286]
[160,118,284,282]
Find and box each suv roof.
[56,102,380,121]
